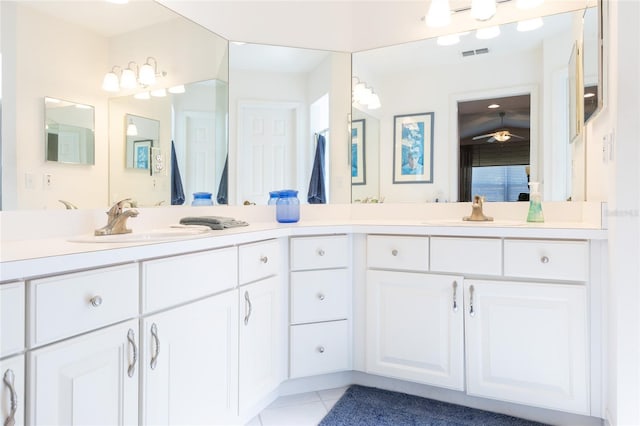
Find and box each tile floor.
[246,387,348,426]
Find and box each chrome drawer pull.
[150,323,160,370]
[260,255,268,264]
[317,249,325,257]
[127,329,137,378]
[317,346,325,354]
[391,249,398,256]
[90,295,103,307]
[452,281,458,312]
[318,293,325,301]
[469,285,475,317]
[540,256,550,264]
[3,369,17,426]
[244,291,253,326]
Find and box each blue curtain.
[307,134,326,204]
[171,141,185,205]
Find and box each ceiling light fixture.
[517,17,544,31]
[476,26,501,39]
[425,0,451,28]
[471,0,496,21]
[488,103,501,109]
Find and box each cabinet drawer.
[291,270,349,324]
[238,239,280,285]
[290,320,349,378]
[1,282,25,357]
[29,264,138,347]
[367,235,429,271]
[504,239,588,281]
[431,237,502,276]
[290,235,349,271]
[142,247,237,313]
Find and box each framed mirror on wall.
[45,97,95,165]
[125,114,159,172]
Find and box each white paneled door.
[239,104,296,205]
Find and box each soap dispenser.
[526,182,544,223]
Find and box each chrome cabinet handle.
[150,323,160,370]
[452,281,458,312]
[90,295,103,307]
[391,249,398,256]
[3,369,17,426]
[244,291,253,326]
[318,293,325,301]
[127,329,137,378]
[469,285,475,317]
[317,346,325,353]
[540,256,550,264]
[260,255,268,264]
[317,249,325,257]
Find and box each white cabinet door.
[239,276,284,412]
[366,271,464,390]
[141,290,239,425]
[1,355,24,426]
[28,319,139,426]
[464,280,589,415]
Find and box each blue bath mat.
[319,385,548,426]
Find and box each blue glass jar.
[276,190,300,223]
[192,192,213,206]
[268,191,281,205]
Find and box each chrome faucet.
[95,198,139,236]
[463,195,493,222]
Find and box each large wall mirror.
[45,97,95,165]
[2,1,228,210]
[352,2,600,204]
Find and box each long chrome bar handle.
[469,285,475,317]
[452,281,458,312]
[3,369,17,426]
[150,323,160,370]
[127,329,137,378]
[244,291,253,326]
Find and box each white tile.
[267,391,321,408]
[322,398,340,412]
[245,415,262,426]
[260,401,328,426]
[318,386,348,402]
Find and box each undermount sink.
[69,226,211,243]
[422,219,529,227]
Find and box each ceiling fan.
[471,111,525,143]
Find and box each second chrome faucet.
[95,198,139,236]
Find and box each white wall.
[3,3,109,210]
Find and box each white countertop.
[0,214,607,282]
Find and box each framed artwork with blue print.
[393,112,434,184]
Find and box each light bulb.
[120,68,137,89]
[102,71,120,92]
[426,0,451,28]
[471,0,496,21]
[139,58,157,86]
[126,120,138,136]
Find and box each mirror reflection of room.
[45,97,95,165]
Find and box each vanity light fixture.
[425,0,451,28]
[352,76,381,110]
[168,85,186,94]
[150,88,167,97]
[476,25,501,39]
[517,17,544,31]
[126,118,138,136]
[101,57,165,93]
[471,0,496,21]
[437,33,461,46]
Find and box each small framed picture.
[351,119,366,185]
[133,139,152,170]
[393,112,434,184]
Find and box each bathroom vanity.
[0,203,607,425]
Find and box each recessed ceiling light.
[584,93,596,98]
[488,104,500,109]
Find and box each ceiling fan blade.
[487,136,497,143]
[472,133,496,140]
[508,133,525,139]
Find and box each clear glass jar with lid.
[192,192,213,206]
[276,189,300,223]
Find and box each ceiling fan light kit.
[471,111,525,143]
